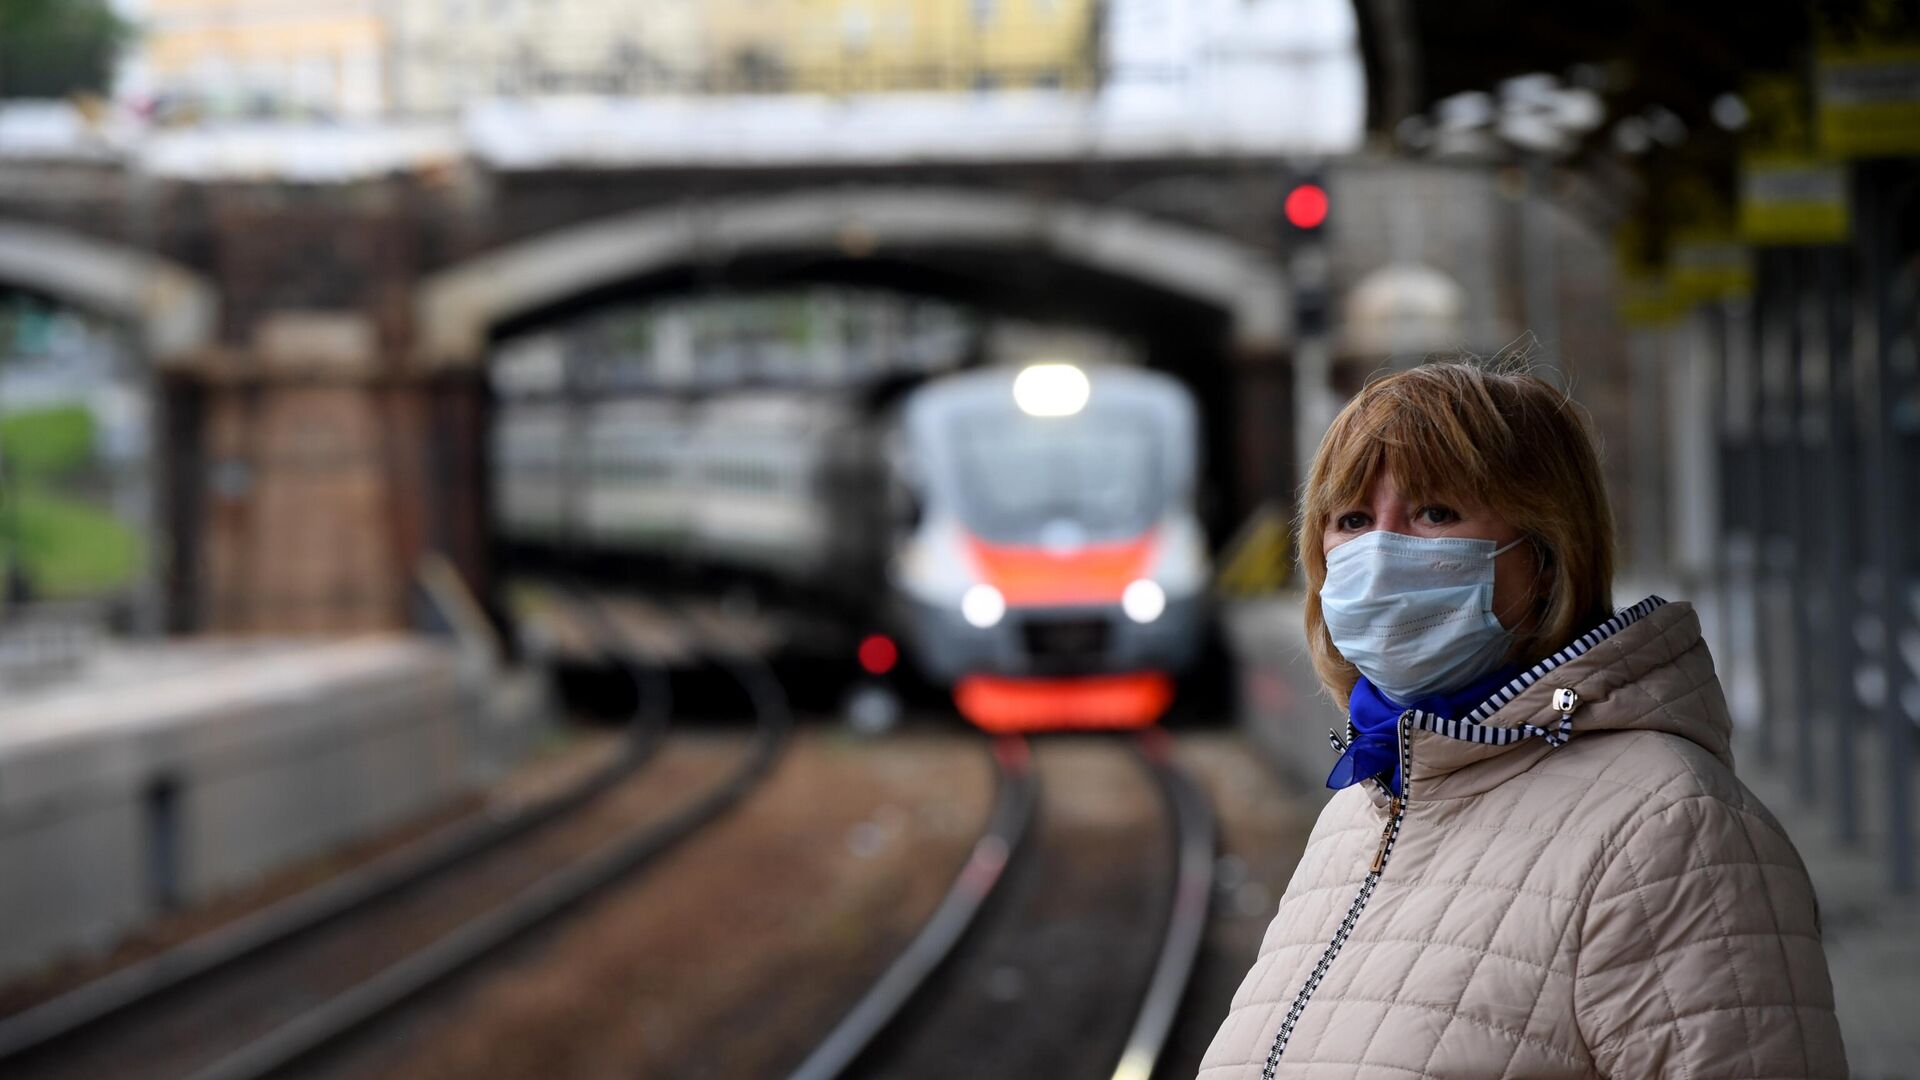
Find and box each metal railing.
[1709,160,1920,894]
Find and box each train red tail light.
[858,633,900,676]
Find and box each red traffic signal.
[1284,183,1329,230]
[857,633,899,676]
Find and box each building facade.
[126,0,1100,116]
[124,1,1358,115]
[702,0,1099,94]
[134,0,389,119]
[387,0,705,113]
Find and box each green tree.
[0,0,131,100]
[0,405,94,479]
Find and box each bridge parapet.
[1,115,1324,636]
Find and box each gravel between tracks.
[1158,732,1321,1077]
[300,728,996,1080]
[6,726,1320,1080]
[844,735,1173,1080]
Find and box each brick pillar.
[178,187,473,636]
[197,370,408,634]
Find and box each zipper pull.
[1370,796,1401,874]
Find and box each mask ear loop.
[1512,536,1557,650]
[1487,535,1536,649]
[1487,536,1528,559]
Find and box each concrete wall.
[0,637,513,980]
[1224,595,1341,807]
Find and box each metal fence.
[1709,160,1919,894]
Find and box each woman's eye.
[1418,506,1458,525]
[1336,512,1369,531]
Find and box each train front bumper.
[898,594,1206,684]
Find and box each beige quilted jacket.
[1202,597,1847,1079]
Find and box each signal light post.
[1285,174,1336,502]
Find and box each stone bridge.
[0,125,1323,632]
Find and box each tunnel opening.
[0,286,156,643]
[484,246,1248,536]
[468,243,1259,720]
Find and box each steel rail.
[788,726,1215,1080]
[183,621,791,1080]
[1110,728,1218,1080]
[785,735,1037,1080]
[0,588,670,1065]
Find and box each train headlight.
[1012,363,1090,417]
[961,584,1007,628]
[1122,579,1166,624]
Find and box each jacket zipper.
[1260,683,1588,1076]
[1368,796,1401,874]
[1260,712,1413,1080]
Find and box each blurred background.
[0,1,1915,1078]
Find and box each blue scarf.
[1326,664,1522,797]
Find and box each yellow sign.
[1817,44,1920,156]
[1814,0,1920,159]
[1739,74,1851,244]
[1618,274,1689,329]
[1738,158,1852,244]
[1668,233,1755,304]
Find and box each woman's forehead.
[1338,471,1483,508]
[1324,443,1484,509]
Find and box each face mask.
[1319,530,1526,705]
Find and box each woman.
[1201,364,1846,1078]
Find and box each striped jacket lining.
[1328,595,1668,753]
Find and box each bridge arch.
[0,220,217,360]
[416,186,1290,365]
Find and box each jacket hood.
[1352,597,1735,803]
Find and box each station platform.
[1220,596,1340,807]
[0,635,545,982]
[1223,593,1920,1073]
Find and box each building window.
[970,0,996,25]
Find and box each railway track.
[790,728,1216,1080]
[0,591,791,1080]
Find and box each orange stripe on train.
[964,532,1157,606]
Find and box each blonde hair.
[1299,361,1616,703]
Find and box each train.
[492,361,1211,730]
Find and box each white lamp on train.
[1122,578,1166,624]
[1012,362,1090,417]
[961,583,1007,628]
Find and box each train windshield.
[950,412,1162,543]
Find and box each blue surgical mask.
[1319,530,1526,705]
